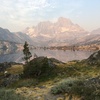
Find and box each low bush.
[51,77,100,100]
[51,78,79,94]
[0,88,25,100]
[23,57,54,79]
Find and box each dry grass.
[7,65,23,74]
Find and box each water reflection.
[0,49,94,63]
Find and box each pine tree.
[23,41,32,63]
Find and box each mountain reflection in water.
[0,49,94,63]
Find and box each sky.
[0,0,100,32]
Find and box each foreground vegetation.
[0,88,26,100]
[51,77,100,100]
[0,50,100,100]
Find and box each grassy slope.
[0,60,100,100]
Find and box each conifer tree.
[23,41,32,63]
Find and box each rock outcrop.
[87,50,100,65]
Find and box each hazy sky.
[0,0,100,32]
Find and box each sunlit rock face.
[55,17,84,32]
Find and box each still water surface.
[0,49,94,63]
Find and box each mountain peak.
[37,21,52,28]
[55,17,84,32]
[58,17,73,25]
[0,27,11,33]
[24,17,85,36]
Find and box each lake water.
[0,49,94,63]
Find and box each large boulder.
[87,50,100,65]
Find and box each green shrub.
[23,57,54,79]
[0,88,25,100]
[51,77,100,100]
[51,78,78,94]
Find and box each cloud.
[0,0,84,31]
[0,0,52,20]
[0,0,55,31]
[0,0,51,12]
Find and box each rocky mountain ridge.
[0,27,35,50]
[24,17,87,46]
[0,27,34,44]
[0,17,100,48]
